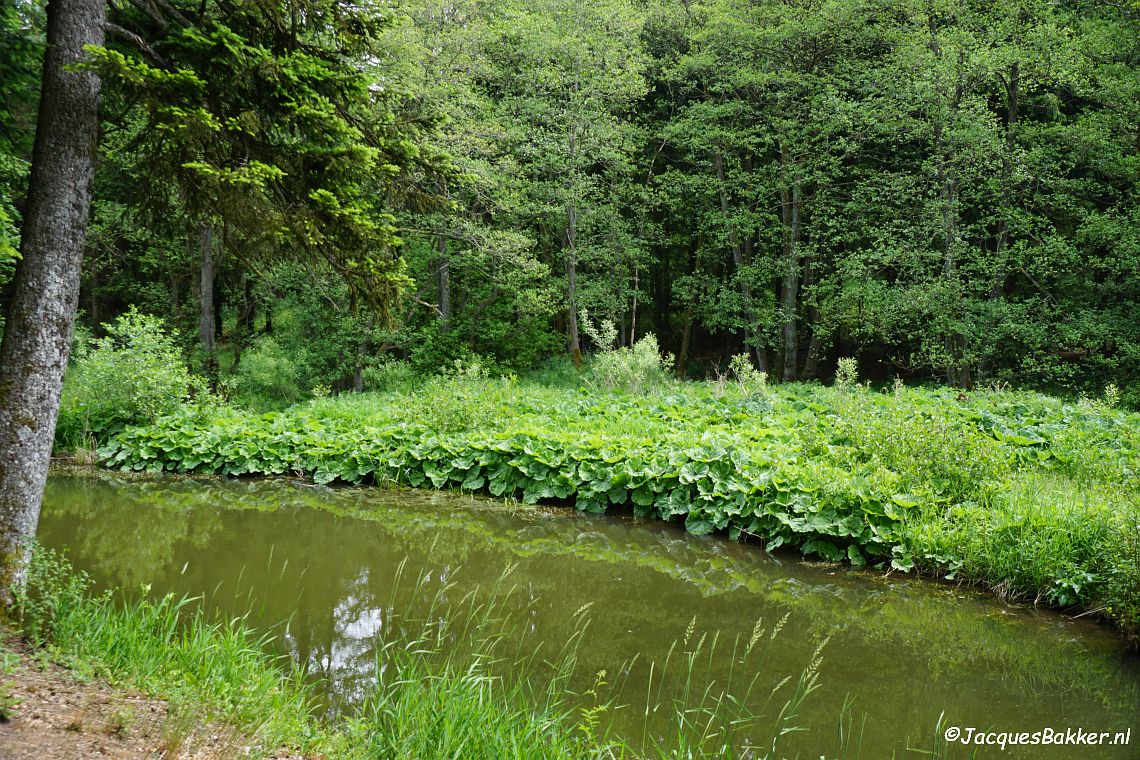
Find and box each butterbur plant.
[96,374,1140,637]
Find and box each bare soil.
[0,630,304,759]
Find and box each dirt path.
[0,631,299,759]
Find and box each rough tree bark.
[230,273,255,373]
[676,301,693,380]
[565,122,582,367]
[435,179,451,333]
[801,249,824,379]
[630,263,639,346]
[437,235,451,330]
[930,27,969,388]
[0,0,104,604]
[565,202,582,367]
[675,241,700,379]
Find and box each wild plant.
[729,353,767,396]
[587,334,674,394]
[834,357,858,389]
[580,307,618,352]
[55,309,213,446]
[361,357,416,392]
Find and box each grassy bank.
[10,547,631,758]
[96,376,1140,642]
[12,547,889,759]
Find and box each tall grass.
[16,544,316,750]
[14,546,940,759]
[636,614,827,759]
[328,560,833,759]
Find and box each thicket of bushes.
[55,310,215,449]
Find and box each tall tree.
[89,0,441,375]
[0,0,45,284]
[0,0,104,602]
[388,0,556,371]
[485,0,646,365]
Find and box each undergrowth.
[95,378,1140,642]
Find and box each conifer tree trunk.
[0,0,104,604]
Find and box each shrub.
[1104,516,1140,646]
[579,307,617,352]
[362,357,416,392]
[728,353,767,396]
[56,310,206,447]
[834,357,858,388]
[230,336,308,410]
[587,334,674,394]
[579,308,674,393]
[1119,383,1140,412]
[404,327,489,376]
[398,359,513,433]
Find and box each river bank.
[32,471,1140,758]
[93,379,1140,643]
[0,625,298,760]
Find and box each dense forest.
[2,0,1138,402]
[1,1,1139,756]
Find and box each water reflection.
[39,471,1140,758]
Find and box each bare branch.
[409,294,444,319]
[105,22,169,67]
[122,0,168,29]
[142,0,192,27]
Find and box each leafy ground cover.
[98,377,1140,642]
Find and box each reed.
[12,545,959,758]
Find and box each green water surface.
[39,472,1140,758]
